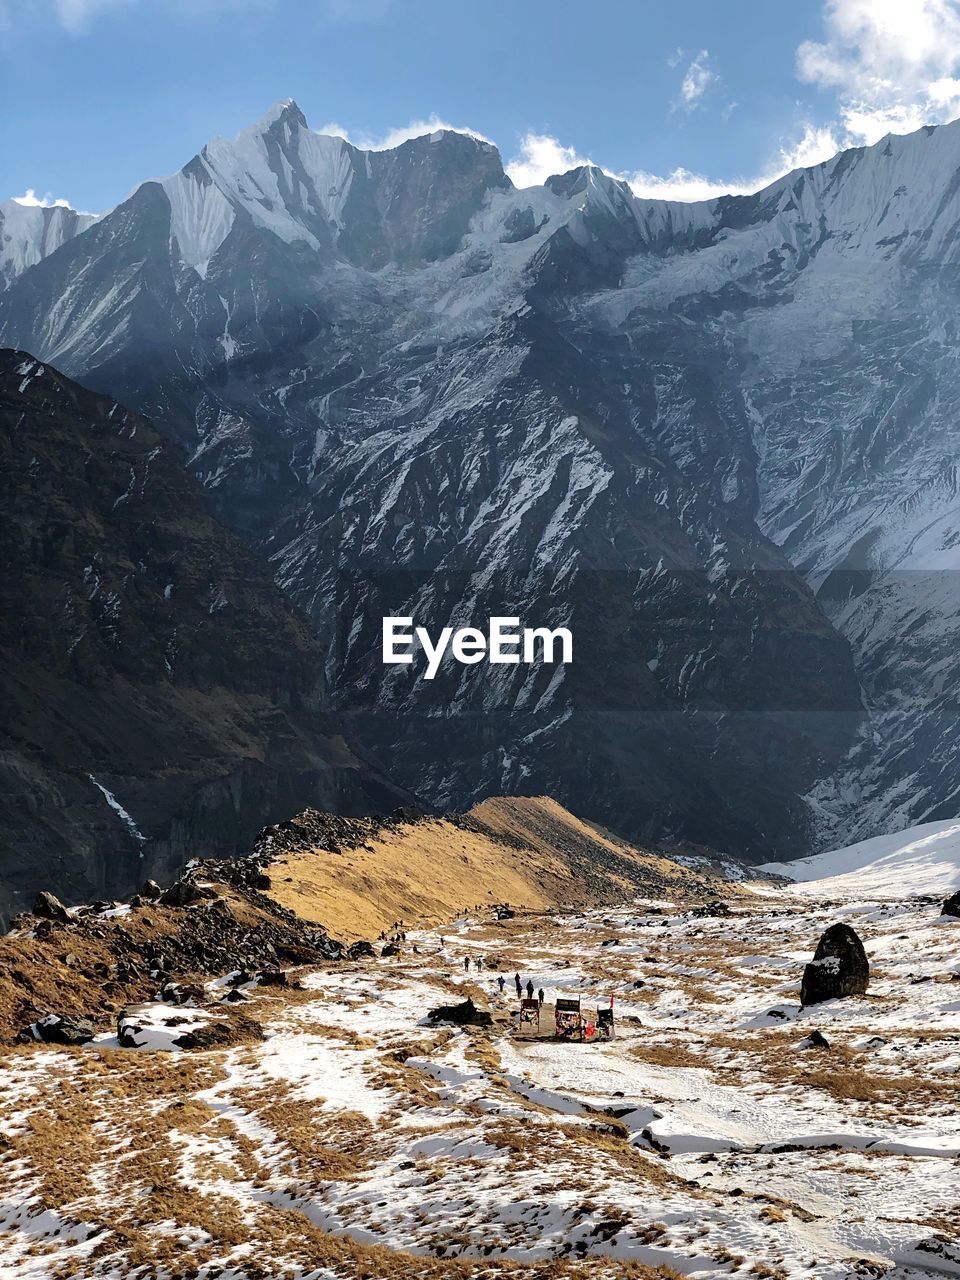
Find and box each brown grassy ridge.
[0,881,308,1043]
[263,796,728,942]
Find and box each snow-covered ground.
[762,817,960,898]
[0,875,957,1279]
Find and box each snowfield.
[0,871,957,1279]
[762,818,960,898]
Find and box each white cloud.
[318,115,491,151]
[54,0,130,29]
[505,132,592,188]
[10,188,74,208]
[3,0,267,32]
[505,122,842,204]
[678,49,716,110]
[626,166,740,202]
[797,0,960,145]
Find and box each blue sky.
[4,1,960,211]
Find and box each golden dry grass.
[265,797,717,941]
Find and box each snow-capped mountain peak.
[0,197,96,291]
[152,100,510,276]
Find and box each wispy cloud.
[3,0,269,33]
[677,49,716,111]
[797,0,960,144]
[627,124,842,201]
[505,132,592,187]
[317,115,491,151]
[10,188,75,208]
[54,0,131,30]
[505,121,842,203]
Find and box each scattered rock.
[941,891,960,919]
[801,923,869,1006]
[159,980,205,1006]
[798,1029,830,1050]
[256,968,288,986]
[174,1020,261,1050]
[347,940,376,960]
[255,806,427,862]
[141,880,161,899]
[159,879,210,908]
[381,943,399,957]
[690,901,732,918]
[18,1013,95,1045]
[222,989,248,1003]
[426,997,493,1027]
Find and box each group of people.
[378,919,407,945]
[457,956,545,1006]
[510,973,544,1005]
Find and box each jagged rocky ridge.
[0,351,400,920]
[7,103,960,855]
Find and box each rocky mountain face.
[6,102,960,859]
[0,351,398,921]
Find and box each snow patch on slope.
[161,171,235,277]
[761,816,960,897]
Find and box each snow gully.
[382,616,573,681]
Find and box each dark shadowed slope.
[0,350,400,919]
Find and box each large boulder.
[800,923,869,1006]
[426,996,493,1027]
[33,891,70,921]
[941,891,960,919]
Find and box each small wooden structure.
[554,995,583,1040]
[596,996,615,1039]
[518,997,541,1029]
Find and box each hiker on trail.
[526,979,534,1000]
[514,973,522,998]
[475,957,483,973]
[538,988,544,1006]
[439,936,445,950]
[497,975,506,993]
[464,956,471,972]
